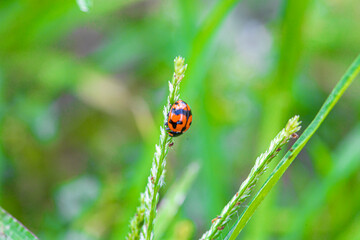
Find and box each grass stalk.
[126,194,145,240]
[126,57,187,240]
[200,116,301,240]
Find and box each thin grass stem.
[200,116,301,240]
[126,57,187,240]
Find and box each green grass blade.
[193,0,242,49]
[154,162,200,239]
[0,207,38,240]
[225,53,360,240]
[184,0,244,95]
[182,0,244,221]
[287,124,360,239]
[336,212,360,240]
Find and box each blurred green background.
[1,0,360,239]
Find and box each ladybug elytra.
[165,100,192,137]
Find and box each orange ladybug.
[165,100,192,137]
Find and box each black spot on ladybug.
[181,125,187,132]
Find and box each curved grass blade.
[0,207,39,240]
[225,54,360,240]
[287,124,360,239]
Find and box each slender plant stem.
[125,57,187,240]
[200,116,301,240]
[225,54,360,240]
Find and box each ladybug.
[165,100,192,137]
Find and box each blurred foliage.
[0,0,359,239]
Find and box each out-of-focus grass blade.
[185,0,244,95]
[225,54,360,240]
[286,124,360,239]
[182,0,244,221]
[154,162,200,239]
[0,207,38,240]
[76,0,92,12]
[308,136,333,176]
[336,212,360,240]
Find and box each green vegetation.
[1,0,360,239]
[225,55,360,240]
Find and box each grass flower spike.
[200,116,301,240]
[126,194,145,240]
[126,57,187,240]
